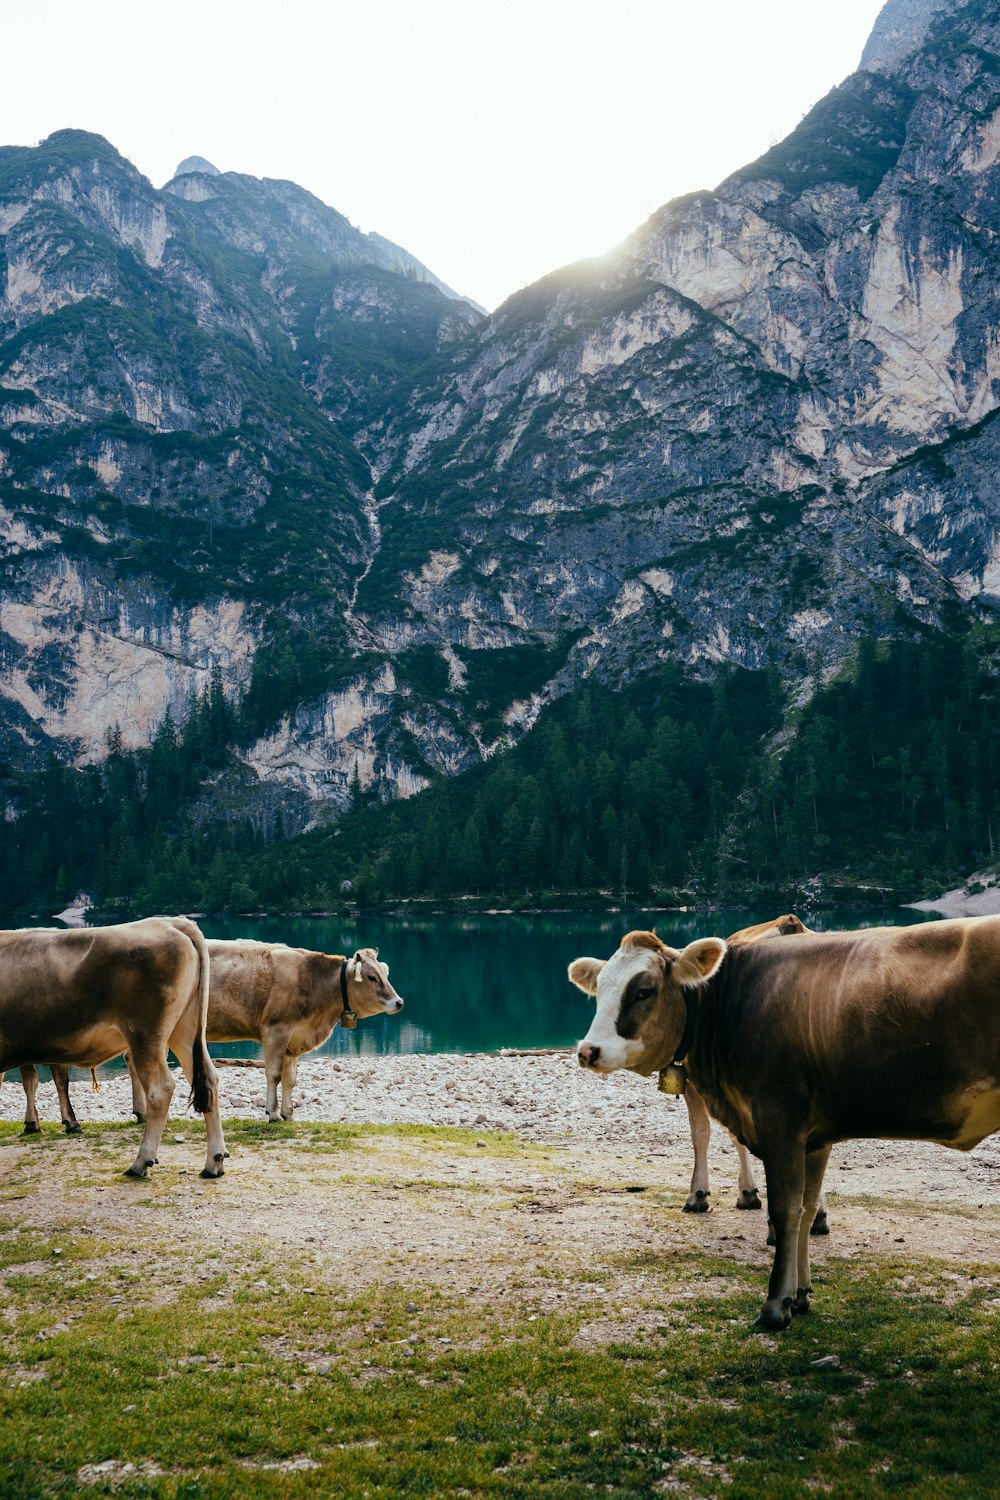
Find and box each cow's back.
[702,917,1000,1150]
[0,920,196,1070]
[206,940,310,1041]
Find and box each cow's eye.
[636,986,654,1001]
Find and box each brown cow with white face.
[571,919,1000,1328]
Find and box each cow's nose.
[392,999,404,1012]
[578,1043,601,1068]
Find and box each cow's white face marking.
[570,935,727,1075]
[576,948,663,1072]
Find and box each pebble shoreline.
[3,1053,998,1200]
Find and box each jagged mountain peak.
[860,0,958,74]
[0,128,146,193]
[172,154,221,178]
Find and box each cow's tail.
[90,1068,101,1093]
[167,916,215,1116]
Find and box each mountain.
[352,0,1000,750]
[0,129,481,811]
[3,0,1000,878]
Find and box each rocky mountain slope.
[0,131,480,804]
[3,0,1000,834]
[353,0,1000,751]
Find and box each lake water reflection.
[200,908,938,1059]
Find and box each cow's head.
[726,912,810,945]
[569,929,726,1074]
[345,947,405,1017]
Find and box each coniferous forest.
[2,624,998,921]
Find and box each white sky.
[2,1,887,310]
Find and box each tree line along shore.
[3,628,999,923]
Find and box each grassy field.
[1,1121,998,1498]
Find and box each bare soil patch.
[2,1052,997,1335]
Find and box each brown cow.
[125,941,404,1123]
[570,919,1000,1328]
[0,917,226,1178]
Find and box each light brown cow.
[682,914,829,1239]
[570,918,1000,1328]
[0,917,226,1178]
[126,941,403,1124]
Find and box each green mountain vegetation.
[3,624,998,921]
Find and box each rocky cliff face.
[3,0,1000,828]
[0,130,480,798]
[350,0,1000,749]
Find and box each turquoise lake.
[198,908,939,1059]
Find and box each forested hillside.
[4,621,999,919]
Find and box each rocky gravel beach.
[4,1052,998,1205]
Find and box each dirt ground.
[3,1086,998,1334]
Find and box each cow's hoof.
[683,1191,711,1213]
[810,1212,830,1237]
[21,1122,41,1135]
[64,1123,83,1135]
[792,1286,813,1316]
[132,1111,146,1125]
[200,1166,225,1180]
[124,1164,149,1180]
[737,1189,762,1211]
[753,1297,793,1332]
[766,1221,776,1247]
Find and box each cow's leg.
[792,1146,832,1316]
[682,1083,712,1213]
[733,1135,762,1211]
[123,1047,174,1179]
[755,1140,807,1331]
[280,1054,299,1121]
[20,1065,42,1135]
[262,1029,291,1123]
[51,1064,82,1134]
[767,1183,828,1245]
[168,1034,227,1180]
[123,1051,147,1123]
[769,1189,830,1243]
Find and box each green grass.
[0,1236,996,1497]
[1,1124,997,1496]
[0,1120,535,1156]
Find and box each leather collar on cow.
[658,985,699,1096]
[339,955,358,1030]
[674,985,698,1065]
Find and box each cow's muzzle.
[388,998,404,1013]
[577,1043,601,1068]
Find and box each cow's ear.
[672,938,726,986]
[568,957,605,995]
[378,961,389,978]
